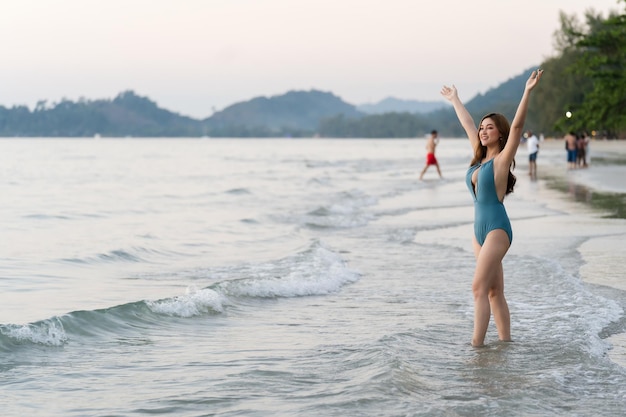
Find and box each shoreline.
[516,139,626,368]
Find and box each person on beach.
[584,133,590,166]
[577,133,588,168]
[419,130,443,180]
[440,69,543,347]
[565,131,578,169]
[526,130,539,177]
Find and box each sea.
[1,137,625,417]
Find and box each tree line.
[529,3,626,139]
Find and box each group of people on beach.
[564,131,590,169]
[418,69,544,347]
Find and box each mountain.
[205,90,363,136]
[0,91,203,137]
[105,91,203,136]
[357,97,447,114]
[465,67,536,121]
[318,67,540,138]
[0,68,540,138]
[0,89,363,137]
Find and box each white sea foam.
[145,242,359,316]
[1,318,68,346]
[146,286,226,317]
[216,242,360,298]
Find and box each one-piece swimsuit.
[465,159,513,246]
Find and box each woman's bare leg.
[489,262,511,341]
[471,230,510,346]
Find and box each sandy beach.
[516,139,626,368]
[537,138,626,193]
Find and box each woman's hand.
[440,85,458,102]
[525,69,544,91]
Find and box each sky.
[0,0,622,119]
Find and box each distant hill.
[318,67,540,138]
[357,97,447,114]
[0,91,203,137]
[205,90,363,136]
[466,67,536,121]
[0,68,540,137]
[0,89,363,137]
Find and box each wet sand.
[516,139,626,367]
[539,139,626,193]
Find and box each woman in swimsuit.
[440,70,543,347]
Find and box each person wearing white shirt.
[526,130,539,177]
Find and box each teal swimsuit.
[466,159,513,246]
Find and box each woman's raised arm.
[500,69,543,164]
[441,84,477,147]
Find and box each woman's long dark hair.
[470,113,516,195]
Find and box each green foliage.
[529,50,592,135]
[317,69,535,138]
[318,112,433,138]
[325,4,626,140]
[0,91,204,137]
[554,3,626,137]
[465,70,534,125]
[207,90,361,134]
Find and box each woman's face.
[479,117,501,147]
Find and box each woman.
[440,70,543,347]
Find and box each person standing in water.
[526,130,539,178]
[564,131,578,170]
[440,69,543,347]
[419,130,443,180]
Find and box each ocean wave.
[22,211,108,221]
[307,176,332,187]
[0,317,68,349]
[214,241,360,298]
[508,256,624,359]
[147,240,361,316]
[61,246,181,264]
[225,187,252,195]
[301,189,377,229]
[146,286,226,317]
[1,241,360,350]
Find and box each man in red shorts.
[419,130,443,180]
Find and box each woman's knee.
[488,287,504,300]
[472,280,489,299]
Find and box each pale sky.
[0,0,621,118]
